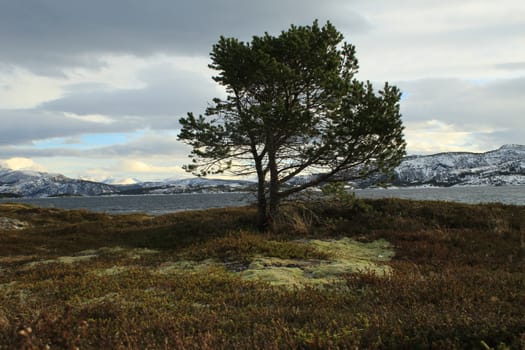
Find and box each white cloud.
[0,68,64,109]
[119,159,183,174]
[404,120,496,154]
[79,158,189,182]
[64,113,114,124]
[0,157,47,172]
[66,55,148,90]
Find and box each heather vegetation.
[0,199,524,349]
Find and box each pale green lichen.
[22,247,160,269]
[23,254,98,268]
[151,238,394,287]
[308,237,394,262]
[238,238,394,287]
[92,266,130,276]
[155,259,220,275]
[241,265,306,286]
[12,238,394,289]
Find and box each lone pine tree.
[178,21,406,230]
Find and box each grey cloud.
[470,129,525,149]
[1,64,221,146]
[428,20,523,46]
[397,77,525,144]
[40,68,218,127]
[0,146,84,158]
[88,134,191,158]
[0,132,191,159]
[495,62,525,71]
[0,0,368,74]
[0,109,144,146]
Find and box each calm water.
[0,192,256,215]
[354,186,525,206]
[1,186,524,215]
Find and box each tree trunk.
[256,179,267,231]
[268,192,280,230]
[520,209,525,253]
[268,149,280,230]
[253,153,268,231]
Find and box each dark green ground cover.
[0,199,524,349]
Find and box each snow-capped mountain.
[1,145,523,198]
[0,168,117,198]
[0,168,254,198]
[392,144,525,187]
[116,177,255,195]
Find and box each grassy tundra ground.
[0,199,524,349]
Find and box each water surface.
[1,186,523,215]
[355,186,525,206]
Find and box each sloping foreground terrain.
[0,200,524,349]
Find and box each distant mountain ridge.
[391,144,525,187]
[0,169,255,198]
[0,145,524,198]
[114,178,255,195]
[0,168,115,198]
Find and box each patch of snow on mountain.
[103,177,142,185]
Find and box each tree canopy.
[178,21,406,230]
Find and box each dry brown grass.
[0,199,524,349]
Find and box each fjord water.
[1,186,524,215]
[0,192,256,215]
[354,186,525,206]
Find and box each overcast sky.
[0,0,524,181]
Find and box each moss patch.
[241,262,307,286]
[156,259,221,275]
[19,246,160,270]
[64,238,393,288]
[239,238,393,287]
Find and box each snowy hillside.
[0,168,255,198]
[393,144,525,186]
[0,168,117,198]
[1,145,523,198]
[115,178,255,195]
